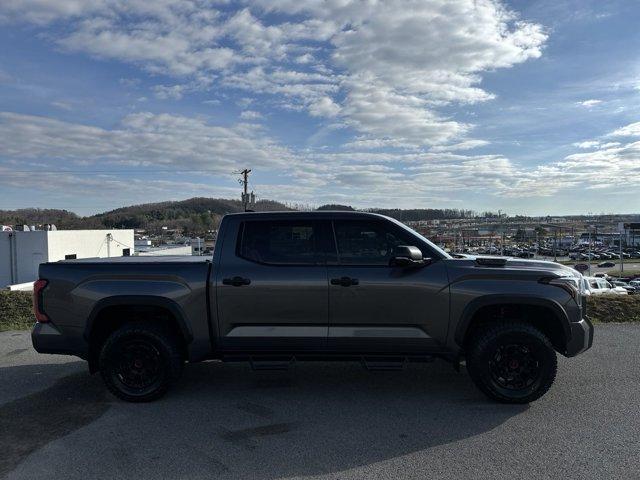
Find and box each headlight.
[540,276,582,302]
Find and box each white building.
[1,229,134,287]
[618,222,640,248]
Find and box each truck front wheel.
[466,321,557,404]
[99,323,183,402]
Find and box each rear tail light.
[33,279,49,323]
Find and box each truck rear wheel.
[466,321,557,404]
[99,323,183,402]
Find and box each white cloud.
[51,101,73,110]
[430,140,490,152]
[295,53,314,64]
[532,122,640,196]
[153,84,187,100]
[239,110,263,120]
[0,111,292,172]
[251,0,546,147]
[1,0,547,149]
[553,141,640,189]
[577,99,602,107]
[572,140,600,149]
[340,77,469,147]
[4,110,636,208]
[0,0,105,24]
[0,1,569,208]
[608,121,640,137]
[308,96,340,118]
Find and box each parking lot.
[1,324,639,480]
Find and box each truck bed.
[36,256,213,362]
[58,255,209,264]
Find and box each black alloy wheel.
[99,323,183,402]
[466,321,557,404]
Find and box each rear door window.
[238,220,320,265]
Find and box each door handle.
[330,276,359,287]
[222,276,251,287]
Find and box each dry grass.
[587,295,640,323]
[0,291,34,331]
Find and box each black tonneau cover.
[54,255,209,264]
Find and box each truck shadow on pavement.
[0,367,109,477]
[1,359,528,479]
[174,360,528,478]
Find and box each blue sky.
[0,0,639,216]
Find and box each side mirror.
[389,246,429,268]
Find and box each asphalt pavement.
[1,324,639,480]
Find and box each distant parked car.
[610,281,637,295]
[598,261,615,268]
[583,276,628,296]
[574,263,589,272]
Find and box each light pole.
[587,227,592,277]
[620,231,624,275]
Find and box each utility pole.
[587,228,592,277]
[235,168,252,211]
[620,231,624,275]
[106,233,112,258]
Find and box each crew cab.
[32,212,593,403]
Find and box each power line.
[109,237,132,250]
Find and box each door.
[327,219,450,353]
[216,218,328,352]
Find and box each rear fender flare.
[84,295,193,344]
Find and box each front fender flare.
[453,294,571,348]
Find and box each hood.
[446,255,579,278]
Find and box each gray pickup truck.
[32,211,593,403]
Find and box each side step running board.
[361,355,437,371]
[362,356,407,371]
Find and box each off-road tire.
[466,321,557,404]
[99,323,183,402]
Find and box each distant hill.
[369,208,475,221]
[317,204,355,211]
[93,197,292,232]
[0,198,482,235]
[0,208,100,230]
[1,197,292,234]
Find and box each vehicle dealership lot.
[1,325,639,480]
